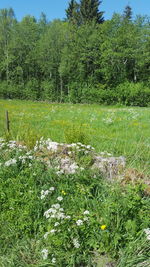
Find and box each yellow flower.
[100,225,107,230]
[62,190,67,195]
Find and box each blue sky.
[0,0,149,21]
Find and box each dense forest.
[0,0,150,106]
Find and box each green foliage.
[0,139,149,265]
[115,82,150,106]
[118,235,150,267]
[24,78,40,100]
[16,125,41,149]
[64,124,89,144]
[0,7,149,105]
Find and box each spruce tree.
[80,0,104,24]
[65,0,80,24]
[123,5,132,21]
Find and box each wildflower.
[49,187,55,191]
[41,189,49,199]
[59,208,64,211]
[50,229,56,234]
[5,158,17,166]
[83,210,90,215]
[76,220,83,226]
[41,248,48,260]
[73,238,80,248]
[52,257,56,264]
[44,232,49,239]
[52,203,60,209]
[65,215,71,219]
[101,225,107,230]
[54,222,60,227]
[57,196,63,201]
[62,190,67,195]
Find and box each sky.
[0,0,149,22]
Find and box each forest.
[0,0,150,106]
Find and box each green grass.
[0,99,149,173]
[0,102,150,266]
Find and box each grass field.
[0,99,150,266]
[0,99,149,173]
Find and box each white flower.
[57,212,65,219]
[41,189,49,199]
[44,232,49,239]
[50,229,56,234]
[76,220,83,226]
[83,217,89,221]
[83,210,90,215]
[73,238,80,248]
[57,196,63,201]
[47,142,58,152]
[65,215,71,219]
[54,222,60,227]
[49,187,55,191]
[52,257,56,264]
[41,248,48,260]
[59,208,64,212]
[52,204,60,209]
[5,158,17,166]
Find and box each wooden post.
[6,110,10,132]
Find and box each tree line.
[0,0,150,106]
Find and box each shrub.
[115,82,150,106]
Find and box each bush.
[115,82,150,106]
[0,81,24,99]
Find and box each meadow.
[0,99,150,266]
[0,99,150,173]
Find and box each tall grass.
[0,99,150,173]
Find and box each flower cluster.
[73,238,80,248]
[41,187,55,200]
[0,139,27,151]
[5,158,17,167]
[44,202,70,221]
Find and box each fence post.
[6,110,10,132]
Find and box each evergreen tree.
[65,0,80,24]
[80,0,104,24]
[123,5,132,21]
